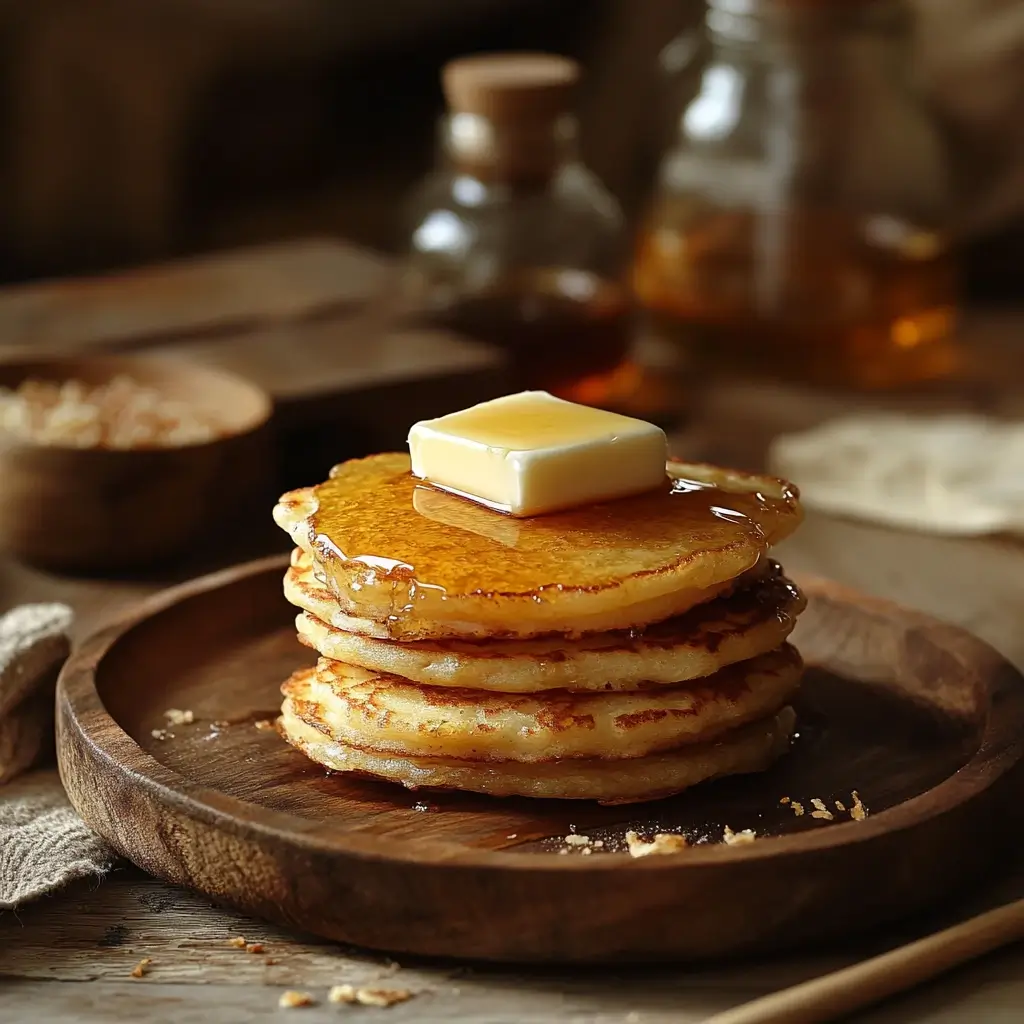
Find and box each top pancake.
[273,453,802,641]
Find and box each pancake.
[284,644,801,763]
[293,557,806,693]
[273,454,802,640]
[279,679,796,804]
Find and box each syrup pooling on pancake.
[275,453,802,640]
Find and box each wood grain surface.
[1,276,1022,1017]
[0,237,509,462]
[53,555,1024,963]
[2,860,1023,1024]
[5,504,1024,1020]
[0,239,393,353]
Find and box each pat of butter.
[408,391,668,516]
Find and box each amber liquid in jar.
[431,268,634,403]
[633,206,959,388]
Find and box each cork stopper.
[442,53,579,125]
[439,53,581,183]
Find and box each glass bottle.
[632,0,959,389]
[403,53,633,405]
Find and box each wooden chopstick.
[703,897,1024,1024]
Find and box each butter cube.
[408,391,668,516]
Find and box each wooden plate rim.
[58,554,1024,872]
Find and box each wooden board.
[55,555,1024,964]
[0,239,394,353]
[0,237,509,462]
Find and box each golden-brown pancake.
[285,644,801,762]
[273,454,802,640]
[292,557,806,693]
[279,677,796,804]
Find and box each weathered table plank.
[0,282,1022,1020]
[2,507,1024,1022]
[1,862,1022,1023]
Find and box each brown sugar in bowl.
[0,355,273,571]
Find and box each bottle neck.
[706,0,908,52]
[442,112,579,185]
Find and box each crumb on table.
[279,990,315,1008]
[129,958,152,979]
[164,708,194,726]
[327,985,413,1008]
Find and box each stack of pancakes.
[273,453,806,804]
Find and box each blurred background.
[0,0,1021,500]
[0,0,1018,295]
[0,0,1019,686]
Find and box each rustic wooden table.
[1,507,1023,1024]
[0,244,1022,1022]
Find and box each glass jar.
[632,0,959,389]
[403,54,633,405]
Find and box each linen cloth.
[0,604,115,909]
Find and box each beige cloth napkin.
[769,414,1024,537]
[0,604,115,909]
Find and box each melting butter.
[407,391,668,516]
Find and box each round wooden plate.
[57,555,1024,963]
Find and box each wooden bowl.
[0,355,273,571]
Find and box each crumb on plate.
[722,826,756,845]
[810,798,835,821]
[850,790,868,821]
[625,830,688,858]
